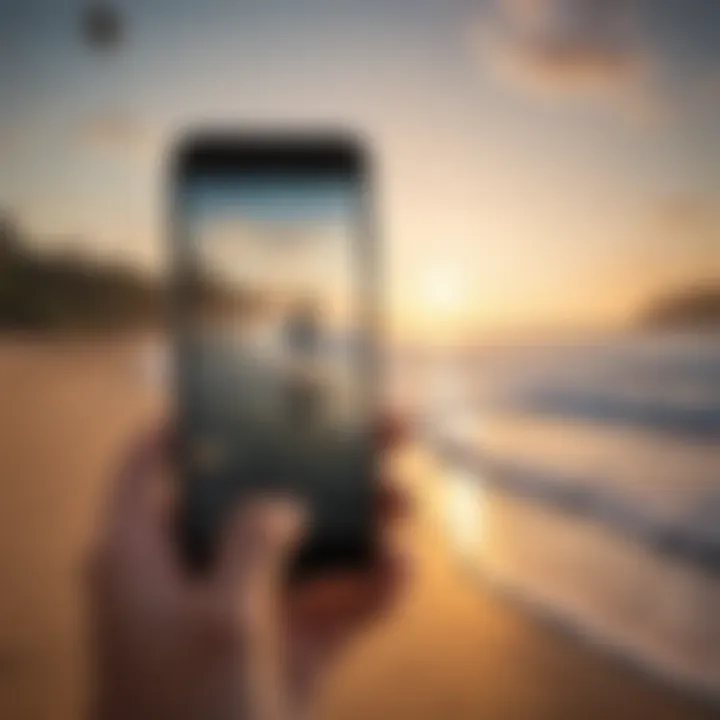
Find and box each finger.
[286,547,408,703]
[286,557,406,698]
[375,480,412,525]
[287,546,409,634]
[214,497,306,598]
[374,417,412,526]
[285,551,408,709]
[88,426,178,594]
[375,414,407,452]
[105,426,172,533]
[212,498,305,720]
[283,477,411,634]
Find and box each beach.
[0,339,716,720]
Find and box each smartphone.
[170,132,378,577]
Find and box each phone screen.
[173,137,376,573]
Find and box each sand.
[0,339,715,720]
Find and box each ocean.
[412,330,720,703]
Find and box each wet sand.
[0,340,715,719]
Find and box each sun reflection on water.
[444,465,486,559]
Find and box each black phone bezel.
[169,130,380,579]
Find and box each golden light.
[444,466,485,558]
[422,265,467,316]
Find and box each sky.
[0,0,719,341]
[187,175,356,329]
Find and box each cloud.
[474,0,654,107]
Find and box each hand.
[87,422,408,720]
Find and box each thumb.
[214,498,306,720]
[215,496,306,612]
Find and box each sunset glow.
[1,1,719,342]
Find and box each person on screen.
[284,299,322,358]
[283,299,325,425]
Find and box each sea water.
[419,331,720,702]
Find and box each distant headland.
[639,284,720,330]
[0,214,253,333]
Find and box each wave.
[503,389,720,438]
[429,430,720,576]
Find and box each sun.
[422,266,467,315]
